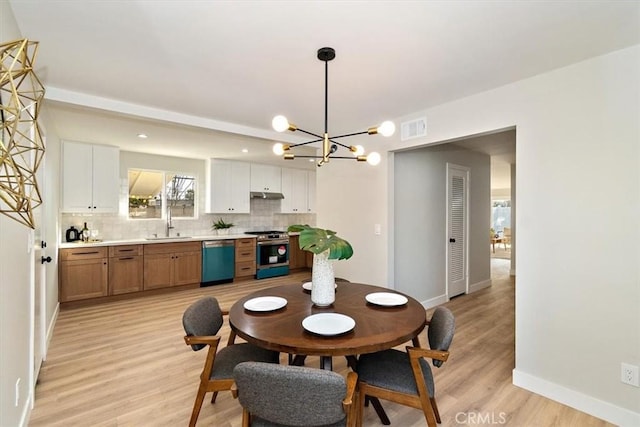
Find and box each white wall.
[0,3,34,426]
[394,144,491,303]
[318,45,640,424]
[316,136,389,287]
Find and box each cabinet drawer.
[60,247,108,261]
[236,238,255,250]
[235,246,255,262]
[109,245,143,257]
[235,260,256,278]
[144,241,201,255]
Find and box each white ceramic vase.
[311,249,335,307]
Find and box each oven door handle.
[257,239,290,246]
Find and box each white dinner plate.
[302,282,337,291]
[302,313,355,336]
[243,296,287,312]
[365,292,408,307]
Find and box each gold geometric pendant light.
[0,38,46,229]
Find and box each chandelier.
[272,47,395,167]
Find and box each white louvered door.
[447,164,469,298]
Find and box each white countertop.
[59,233,257,249]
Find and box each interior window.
[491,199,511,236]
[128,169,196,219]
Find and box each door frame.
[445,163,470,299]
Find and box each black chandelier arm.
[327,138,353,150]
[329,130,370,140]
[284,154,360,160]
[287,135,361,151]
[288,138,323,148]
[296,127,324,139]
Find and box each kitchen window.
[128,169,196,219]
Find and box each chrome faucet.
[166,206,174,237]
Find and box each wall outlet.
[621,363,639,387]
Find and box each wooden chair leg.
[210,391,219,403]
[430,397,441,423]
[357,389,366,427]
[189,386,207,427]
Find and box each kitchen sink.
[145,236,193,241]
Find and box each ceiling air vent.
[400,117,427,141]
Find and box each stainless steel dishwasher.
[201,240,235,286]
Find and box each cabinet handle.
[119,257,134,260]
[119,249,134,252]
[73,251,100,255]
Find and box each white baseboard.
[470,279,491,293]
[421,279,492,309]
[420,294,448,310]
[513,369,640,426]
[43,302,59,361]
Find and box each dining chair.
[356,307,455,426]
[182,297,280,427]
[503,227,512,250]
[232,361,358,427]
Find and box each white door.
[446,164,469,298]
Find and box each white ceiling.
[8,1,640,183]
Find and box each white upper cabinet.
[281,168,307,213]
[281,168,316,213]
[206,159,250,213]
[61,141,119,213]
[250,164,281,193]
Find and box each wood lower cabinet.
[143,241,202,290]
[235,238,256,278]
[59,247,108,302]
[108,245,143,295]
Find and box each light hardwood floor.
[29,261,611,427]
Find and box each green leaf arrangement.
[212,218,234,229]
[287,224,353,260]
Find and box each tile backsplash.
[61,198,315,242]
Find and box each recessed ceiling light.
[137,133,148,139]
[242,148,248,153]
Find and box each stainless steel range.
[244,231,290,279]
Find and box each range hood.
[250,191,284,200]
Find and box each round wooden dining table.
[229,281,427,370]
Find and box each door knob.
[41,256,52,264]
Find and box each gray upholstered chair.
[356,306,455,427]
[232,361,358,427]
[182,297,279,427]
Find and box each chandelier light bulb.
[352,145,364,156]
[366,152,381,166]
[378,121,396,137]
[272,115,290,132]
[273,143,285,155]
